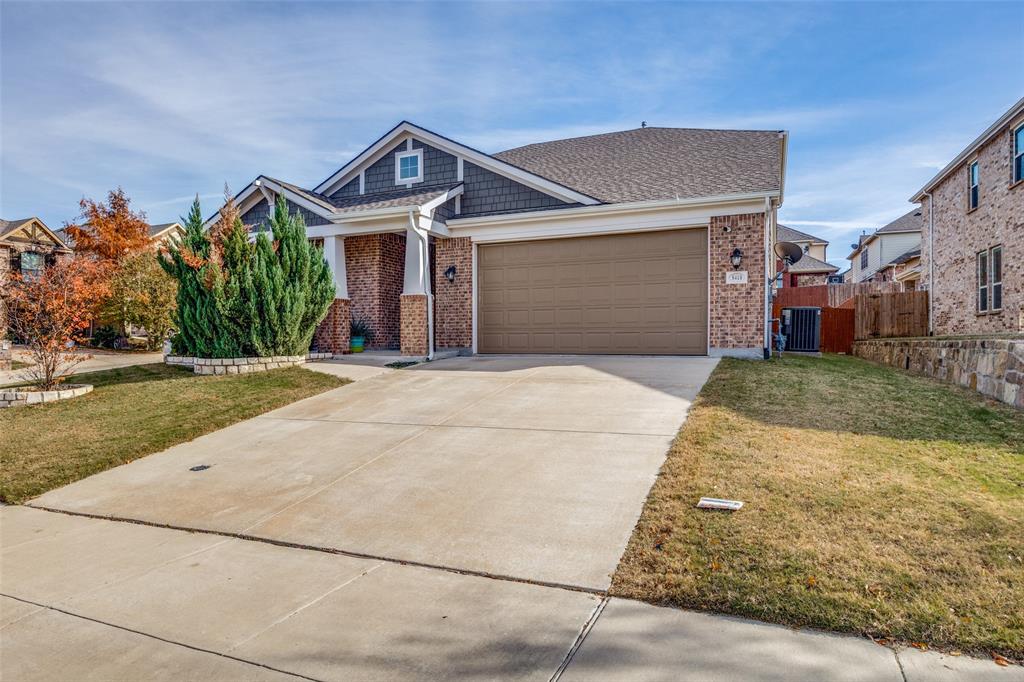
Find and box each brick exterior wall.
[400,294,429,356]
[709,213,766,352]
[920,118,1023,335]
[313,298,351,354]
[345,233,405,350]
[433,237,473,349]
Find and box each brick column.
[400,294,429,356]
[313,298,352,354]
[433,237,473,350]
[709,213,767,355]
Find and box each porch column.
[313,236,351,354]
[400,224,431,357]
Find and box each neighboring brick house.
[846,209,923,283]
[1,217,73,341]
[775,224,838,286]
[218,121,788,358]
[913,97,1024,336]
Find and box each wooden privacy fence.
[821,308,856,352]
[854,291,929,340]
[775,281,901,309]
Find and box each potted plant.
[350,317,372,353]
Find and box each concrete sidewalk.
[0,348,163,386]
[2,507,1018,682]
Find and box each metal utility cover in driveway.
[30,355,718,591]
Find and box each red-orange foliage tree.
[64,188,151,264]
[5,258,110,389]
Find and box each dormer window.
[395,149,423,185]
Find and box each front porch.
[309,227,472,360]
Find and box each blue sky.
[1,2,1021,269]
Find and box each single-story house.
[775,224,838,286]
[215,121,788,358]
[847,209,923,283]
[913,96,1023,335]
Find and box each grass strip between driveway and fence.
[1,363,347,504]
[612,354,1023,660]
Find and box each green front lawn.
[613,354,1024,660]
[8,360,31,371]
[1,364,347,504]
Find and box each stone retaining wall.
[852,337,1024,408]
[0,384,92,408]
[165,352,333,375]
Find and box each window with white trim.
[991,245,1003,311]
[860,249,868,270]
[395,149,423,185]
[1014,124,1024,184]
[968,160,979,210]
[977,249,988,312]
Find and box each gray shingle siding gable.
[241,199,328,230]
[411,139,459,186]
[433,197,457,221]
[459,162,577,217]
[331,177,360,200]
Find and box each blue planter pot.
[351,336,365,353]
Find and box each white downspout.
[406,210,435,360]
[924,193,934,335]
[763,196,773,359]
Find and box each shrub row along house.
[215,122,788,358]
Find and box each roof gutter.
[925,191,934,335]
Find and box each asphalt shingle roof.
[326,184,460,214]
[0,218,34,240]
[789,252,839,273]
[777,224,827,244]
[493,127,784,204]
[891,247,922,265]
[877,208,923,234]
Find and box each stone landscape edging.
[165,352,333,375]
[0,384,93,408]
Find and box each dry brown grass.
[612,354,1024,660]
[1,363,346,504]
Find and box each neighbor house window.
[20,251,44,280]
[1014,124,1024,184]
[991,245,1003,311]
[860,249,868,270]
[395,149,423,185]
[968,161,979,210]
[977,250,989,312]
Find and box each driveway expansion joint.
[0,593,325,682]
[25,505,608,597]
[258,415,678,438]
[549,596,609,682]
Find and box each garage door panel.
[479,229,708,355]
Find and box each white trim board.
[312,121,599,206]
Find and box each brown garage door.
[478,228,707,355]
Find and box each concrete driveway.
[4,355,1015,680]
[0,348,163,386]
[27,355,717,590]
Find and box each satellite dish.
[774,241,804,270]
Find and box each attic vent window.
[396,149,423,185]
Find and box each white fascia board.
[777,131,789,208]
[257,178,338,220]
[911,96,1024,201]
[313,121,600,206]
[451,195,770,243]
[449,192,778,229]
[419,183,464,213]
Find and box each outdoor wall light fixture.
[730,248,744,269]
[444,265,457,282]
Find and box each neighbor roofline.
[312,121,601,206]
[846,227,921,259]
[911,96,1024,202]
[0,216,72,251]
